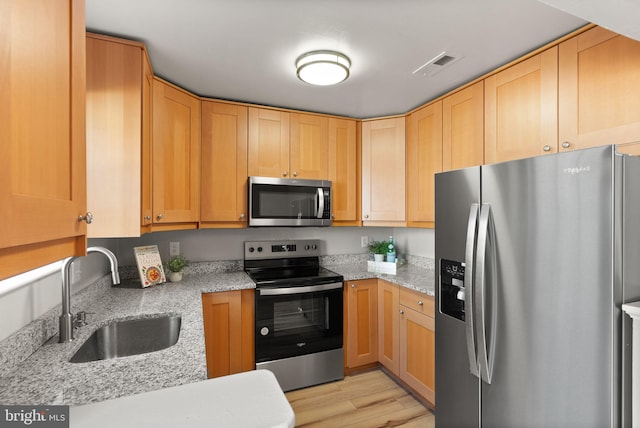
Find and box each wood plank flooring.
[285,369,435,427]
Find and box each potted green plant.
[368,240,388,262]
[166,255,188,282]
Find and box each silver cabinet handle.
[156,214,163,221]
[144,215,151,221]
[351,284,356,288]
[364,214,369,219]
[283,171,288,177]
[293,171,298,177]
[543,145,551,152]
[239,213,245,220]
[562,141,571,149]
[399,309,404,315]
[78,212,93,224]
[418,301,423,306]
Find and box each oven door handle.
[258,282,343,296]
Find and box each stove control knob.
[260,327,269,336]
[305,245,310,250]
[257,247,263,252]
[312,244,317,250]
[249,247,254,253]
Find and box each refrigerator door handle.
[476,204,498,385]
[464,203,480,377]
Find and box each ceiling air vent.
[412,51,461,77]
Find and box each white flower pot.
[168,271,183,282]
[373,254,384,262]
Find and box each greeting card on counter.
[134,245,166,287]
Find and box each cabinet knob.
[418,300,424,306]
[351,284,356,288]
[283,171,288,177]
[293,171,298,177]
[543,145,551,152]
[156,214,164,221]
[562,141,571,149]
[400,309,405,315]
[78,212,93,224]
[239,213,245,220]
[364,214,369,219]
[331,215,335,220]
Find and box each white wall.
[1,227,436,341]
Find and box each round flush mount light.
[296,50,351,86]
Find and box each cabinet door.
[400,307,435,405]
[141,54,153,229]
[345,279,378,368]
[152,79,201,225]
[443,81,484,170]
[0,0,86,280]
[485,47,558,163]
[407,102,442,228]
[201,290,255,379]
[559,26,640,150]
[290,113,328,179]
[86,35,143,237]
[248,108,290,178]
[328,118,359,225]
[361,118,406,225]
[201,102,248,227]
[378,280,399,375]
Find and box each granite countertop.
[0,257,434,406]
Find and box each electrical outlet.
[169,241,180,257]
[360,236,369,248]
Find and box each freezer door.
[435,166,481,428]
[480,146,615,427]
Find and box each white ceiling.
[85,0,589,119]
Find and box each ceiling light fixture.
[296,50,351,86]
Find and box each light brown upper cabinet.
[290,113,329,179]
[328,118,360,225]
[152,78,201,229]
[484,47,558,164]
[559,26,640,150]
[361,117,406,226]
[443,81,484,170]
[406,102,442,228]
[86,33,153,238]
[0,0,87,280]
[248,108,329,180]
[201,101,248,228]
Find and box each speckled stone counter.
[0,255,434,406]
[0,270,254,406]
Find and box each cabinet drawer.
[399,288,434,318]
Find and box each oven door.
[255,281,343,363]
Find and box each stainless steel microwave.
[249,176,332,227]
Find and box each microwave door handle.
[316,188,324,219]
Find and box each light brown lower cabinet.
[347,279,435,405]
[201,289,255,379]
[399,287,435,405]
[345,279,378,368]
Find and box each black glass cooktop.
[245,265,343,287]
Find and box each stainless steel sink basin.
[69,315,181,363]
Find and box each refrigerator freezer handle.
[465,203,480,378]
[476,204,498,385]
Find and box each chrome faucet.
[59,246,120,343]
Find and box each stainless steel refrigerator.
[435,145,640,427]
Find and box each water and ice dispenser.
[439,259,466,321]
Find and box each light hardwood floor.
[286,369,435,427]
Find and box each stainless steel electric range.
[244,239,344,392]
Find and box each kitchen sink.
[69,315,181,363]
